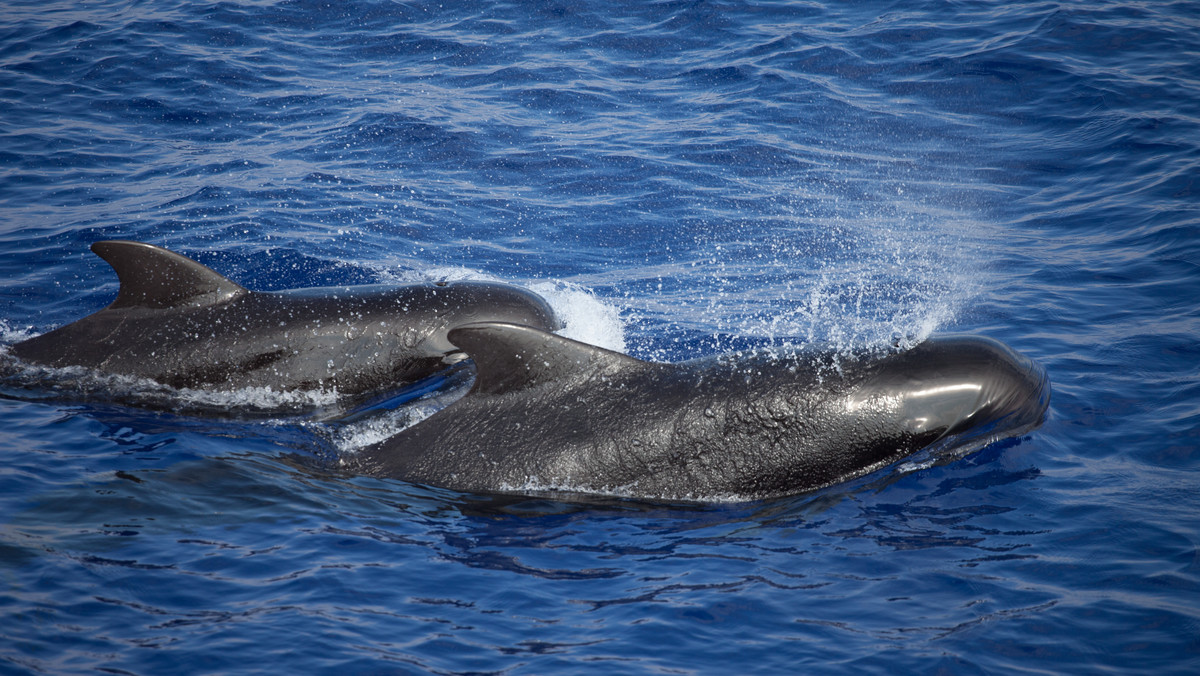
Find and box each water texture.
[2,1,1198,673]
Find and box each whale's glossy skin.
[10,242,560,396]
[354,322,1050,501]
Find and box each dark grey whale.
[353,322,1049,501]
[10,241,560,396]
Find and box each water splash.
[621,181,980,361]
[530,280,626,353]
[0,320,37,345]
[752,208,971,355]
[371,262,628,352]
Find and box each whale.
[10,241,560,397]
[351,322,1050,501]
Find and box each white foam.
[495,476,760,504]
[172,383,341,412]
[0,345,342,414]
[0,320,38,344]
[530,280,626,353]
[329,404,434,452]
[329,378,471,454]
[371,262,628,352]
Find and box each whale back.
[359,324,1050,501]
[10,244,571,398]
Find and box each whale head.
[843,336,1050,458]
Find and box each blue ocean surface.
[2,0,1198,673]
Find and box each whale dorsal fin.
[448,322,645,395]
[91,240,248,310]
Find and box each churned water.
[2,1,1198,673]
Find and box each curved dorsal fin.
[448,322,644,396]
[91,240,248,310]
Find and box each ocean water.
[1,0,1198,673]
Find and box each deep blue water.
[2,0,1198,673]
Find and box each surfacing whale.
[352,322,1050,501]
[10,241,560,397]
